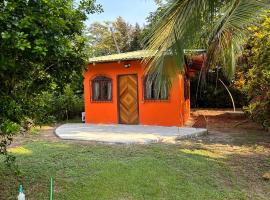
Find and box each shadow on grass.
[0,141,255,200]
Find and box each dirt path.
[183,109,270,199]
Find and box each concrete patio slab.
[55,123,207,144]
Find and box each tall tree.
[88,21,116,56]
[129,23,143,51]
[0,0,102,163]
[113,17,132,53]
[88,17,143,56]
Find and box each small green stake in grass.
[50,177,53,200]
[17,183,25,200]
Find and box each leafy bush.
[30,85,84,125]
[0,120,20,165]
[53,85,84,121]
[240,12,270,129]
[243,67,270,129]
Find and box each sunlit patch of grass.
[29,126,41,135]
[180,149,226,159]
[252,144,266,153]
[8,147,32,155]
[1,141,268,200]
[41,142,70,149]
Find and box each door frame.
[117,74,140,124]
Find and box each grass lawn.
[0,141,248,200]
[0,110,269,200]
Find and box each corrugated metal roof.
[88,50,154,63]
[88,49,206,64]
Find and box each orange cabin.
[84,50,203,127]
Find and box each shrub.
[29,85,84,125]
[240,12,270,129]
[243,67,270,129]
[53,85,84,121]
[0,120,20,166]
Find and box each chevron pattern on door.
[118,75,139,124]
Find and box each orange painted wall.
[83,60,190,127]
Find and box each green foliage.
[129,23,143,51]
[87,17,143,56]
[240,12,270,129]
[142,0,171,41]
[144,0,268,95]
[0,0,101,163]
[54,85,84,121]
[190,70,247,108]
[0,120,20,166]
[30,85,84,125]
[243,67,270,128]
[30,92,56,125]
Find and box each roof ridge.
[88,50,154,63]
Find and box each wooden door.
[118,74,139,124]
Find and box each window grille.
[144,76,168,100]
[91,76,112,101]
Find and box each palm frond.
[144,0,268,95]
[206,0,268,79]
[144,0,222,96]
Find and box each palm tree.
[144,0,269,96]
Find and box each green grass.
[0,141,248,200]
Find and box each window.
[184,76,190,100]
[91,76,112,101]
[144,76,168,100]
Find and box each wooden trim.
[117,74,139,124]
[117,75,120,123]
[136,74,140,124]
